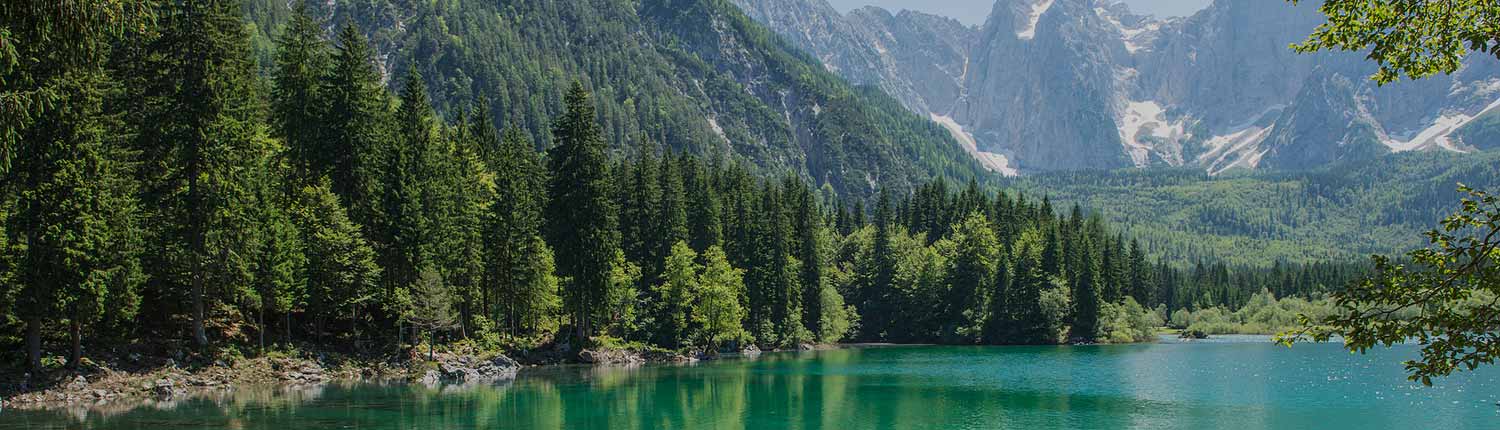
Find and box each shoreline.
[7,337,1294,410]
[0,343,832,410]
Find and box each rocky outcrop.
[729,0,974,114]
[416,354,522,385]
[577,349,647,365]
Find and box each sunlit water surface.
[3,336,1497,429]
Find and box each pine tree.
[683,156,722,252]
[858,188,897,340]
[141,0,274,348]
[441,112,492,338]
[381,67,440,307]
[1041,227,1063,278]
[10,73,144,368]
[793,185,826,339]
[620,140,659,277]
[545,82,621,341]
[655,153,690,276]
[486,126,555,336]
[294,179,380,345]
[323,23,391,224]
[1127,239,1153,305]
[408,266,456,360]
[1071,239,1103,341]
[1008,243,1053,344]
[270,2,330,179]
[250,186,305,350]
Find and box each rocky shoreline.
[0,343,814,410]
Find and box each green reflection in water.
[4,338,1498,429]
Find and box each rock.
[151,379,176,397]
[416,370,442,386]
[1179,329,1209,340]
[298,364,323,375]
[798,343,816,351]
[578,349,644,365]
[69,375,89,390]
[740,344,762,357]
[282,372,303,381]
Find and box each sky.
[824,0,1213,26]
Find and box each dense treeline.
[1011,153,1500,266]
[1,1,1375,372]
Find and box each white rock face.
[734,0,1500,174]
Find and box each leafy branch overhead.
[1280,185,1500,385]
[1290,0,1500,84]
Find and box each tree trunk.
[258,305,266,354]
[352,304,360,352]
[25,314,42,372]
[192,261,207,348]
[428,329,435,361]
[69,319,82,369]
[285,311,292,346]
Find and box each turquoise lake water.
[3,336,1497,429]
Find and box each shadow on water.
[3,342,1498,429]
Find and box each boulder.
[578,349,645,365]
[740,344,762,357]
[1179,329,1209,340]
[151,379,176,397]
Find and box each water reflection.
[3,342,1496,430]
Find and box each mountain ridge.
[731,0,1500,174]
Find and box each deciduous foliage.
[1289,0,1500,84]
[1282,185,1500,385]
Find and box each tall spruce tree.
[683,156,722,252]
[381,67,440,302]
[142,0,274,348]
[793,184,826,339]
[486,126,556,336]
[3,0,149,370]
[545,82,621,341]
[858,188,897,340]
[323,23,390,225]
[1071,240,1103,341]
[270,2,330,179]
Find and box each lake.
[3,336,1497,429]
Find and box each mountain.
[242,0,992,198]
[731,0,1500,174]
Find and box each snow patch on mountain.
[1118,100,1189,166]
[1381,98,1500,152]
[1201,125,1274,174]
[1017,0,1055,40]
[931,113,1019,176]
[1097,7,1162,53]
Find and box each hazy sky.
[825,0,1213,26]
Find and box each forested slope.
[1010,151,1500,266]
[242,0,990,198]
